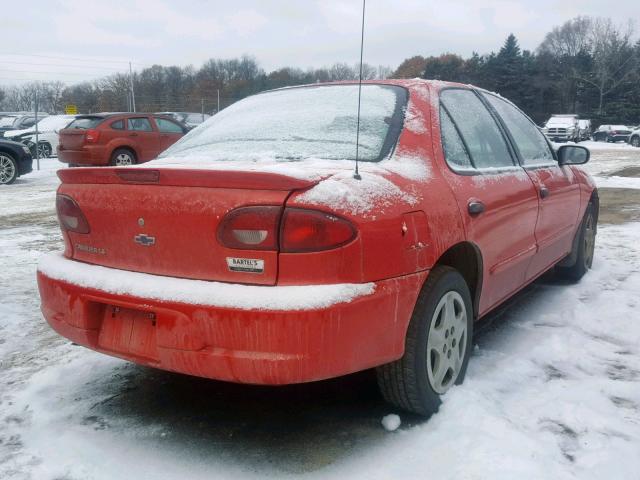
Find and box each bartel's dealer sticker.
[226,257,265,274]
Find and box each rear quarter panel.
[284,81,466,284]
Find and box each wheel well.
[111,146,137,161]
[435,242,483,318]
[0,147,15,157]
[590,190,600,225]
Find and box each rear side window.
[440,107,472,169]
[483,93,554,167]
[129,117,153,132]
[67,117,104,130]
[440,89,513,170]
[111,120,125,130]
[155,118,184,133]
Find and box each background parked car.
[0,137,33,184]
[3,115,77,158]
[542,114,580,142]
[0,113,49,137]
[592,125,632,142]
[155,111,211,130]
[629,128,640,147]
[57,113,187,166]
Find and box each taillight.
[85,129,100,143]
[56,194,90,234]
[217,206,282,250]
[217,206,357,252]
[280,208,356,253]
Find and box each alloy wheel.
[115,153,134,166]
[37,143,51,158]
[632,137,640,148]
[426,291,468,394]
[0,154,16,184]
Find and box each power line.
[0,68,110,77]
[0,52,149,67]
[0,60,129,72]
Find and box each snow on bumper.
[37,254,426,384]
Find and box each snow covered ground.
[1,149,640,479]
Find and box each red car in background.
[57,113,187,166]
[38,80,598,416]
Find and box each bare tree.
[580,18,638,114]
[538,17,593,111]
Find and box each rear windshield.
[66,117,105,130]
[159,84,407,163]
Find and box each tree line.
[0,58,392,116]
[1,16,638,126]
[394,17,639,125]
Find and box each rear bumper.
[57,146,108,166]
[37,255,426,384]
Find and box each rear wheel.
[557,203,596,281]
[631,136,640,148]
[110,148,136,166]
[376,266,473,416]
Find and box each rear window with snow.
[157,84,407,163]
[66,117,104,130]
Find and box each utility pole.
[34,89,40,170]
[129,62,136,113]
[201,98,205,121]
[217,89,220,114]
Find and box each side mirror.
[557,145,589,165]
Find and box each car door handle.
[468,201,485,215]
[129,133,138,137]
[540,187,550,199]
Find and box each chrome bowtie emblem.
[134,234,156,246]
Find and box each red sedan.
[57,113,187,166]
[38,80,597,415]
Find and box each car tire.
[376,266,474,416]
[631,136,640,148]
[0,152,18,185]
[37,142,52,158]
[557,203,596,281]
[110,148,137,166]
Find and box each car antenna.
[353,0,366,181]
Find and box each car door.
[438,89,540,315]
[482,93,581,280]
[153,117,185,155]
[126,116,157,162]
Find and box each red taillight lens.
[217,206,357,252]
[217,206,282,250]
[85,129,100,143]
[280,208,356,253]
[56,194,90,234]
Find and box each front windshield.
[158,84,407,163]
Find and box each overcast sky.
[1,0,638,86]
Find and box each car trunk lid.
[57,167,322,286]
